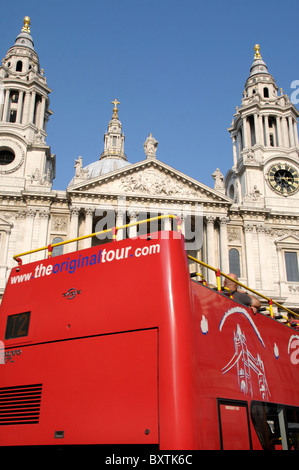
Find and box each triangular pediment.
[275,233,299,245]
[0,215,13,229]
[68,159,231,203]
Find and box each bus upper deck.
[0,215,299,450]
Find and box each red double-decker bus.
[0,216,299,450]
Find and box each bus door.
[218,399,252,450]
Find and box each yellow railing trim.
[13,214,180,260]
[188,254,299,320]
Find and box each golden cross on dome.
[111,99,120,118]
[21,16,31,33]
[254,44,262,60]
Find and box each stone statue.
[212,168,224,192]
[74,156,88,178]
[144,133,158,158]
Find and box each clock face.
[268,163,299,195]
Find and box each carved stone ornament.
[89,167,210,199]
[51,216,67,232]
[227,227,241,242]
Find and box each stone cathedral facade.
[1,18,299,313]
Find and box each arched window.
[263,87,269,98]
[16,61,23,72]
[51,237,64,257]
[229,248,241,278]
[229,184,235,200]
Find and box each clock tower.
[226,44,299,211]
[0,16,55,192]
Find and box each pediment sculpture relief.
[91,169,209,198]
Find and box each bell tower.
[226,45,299,209]
[0,16,55,192]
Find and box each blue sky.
[1,0,298,190]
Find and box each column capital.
[84,207,95,217]
[206,215,216,225]
[244,222,254,232]
[219,216,230,226]
[70,206,81,216]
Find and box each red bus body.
[0,231,299,449]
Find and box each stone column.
[242,117,248,149]
[294,119,299,147]
[67,207,80,252]
[232,136,238,166]
[256,224,273,291]
[206,216,216,283]
[219,217,229,274]
[16,90,24,123]
[0,228,11,291]
[33,209,50,261]
[264,115,270,147]
[83,207,94,249]
[38,96,46,129]
[128,211,138,238]
[254,114,263,145]
[22,91,31,124]
[288,116,295,147]
[116,209,126,240]
[29,90,36,124]
[163,215,172,231]
[2,89,10,122]
[281,116,289,147]
[0,87,4,120]
[276,116,282,148]
[244,223,256,289]
[23,209,36,263]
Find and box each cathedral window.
[263,87,269,98]
[229,184,235,200]
[11,91,19,103]
[16,60,23,72]
[269,134,274,147]
[112,136,117,147]
[9,110,16,123]
[51,237,64,257]
[285,252,299,282]
[0,148,15,165]
[229,248,241,278]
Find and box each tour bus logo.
[288,335,299,365]
[63,288,81,300]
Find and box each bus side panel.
[0,329,158,446]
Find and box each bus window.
[286,406,299,450]
[251,401,299,450]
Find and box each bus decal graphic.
[288,335,299,365]
[219,306,265,347]
[219,308,270,400]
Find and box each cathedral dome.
[84,157,131,178]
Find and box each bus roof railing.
[187,254,299,321]
[13,214,182,263]
[12,213,298,322]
